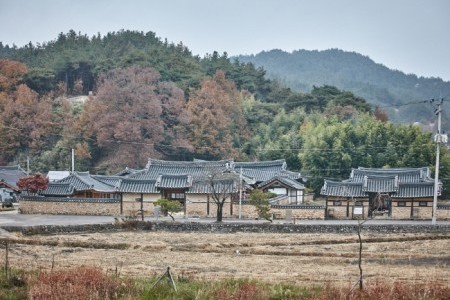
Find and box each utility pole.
[71,148,75,173]
[239,167,242,219]
[432,99,447,225]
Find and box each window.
[419,201,428,207]
[333,200,342,206]
[170,193,185,200]
[397,202,406,207]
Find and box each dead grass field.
[3,230,450,286]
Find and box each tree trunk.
[357,221,363,290]
[216,203,224,222]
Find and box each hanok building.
[234,160,305,205]
[20,159,306,218]
[320,167,440,220]
[0,165,27,204]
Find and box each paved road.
[1,209,450,227]
[0,210,117,227]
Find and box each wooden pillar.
[120,193,123,215]
[183,192,187,217]
[346,198,350,218]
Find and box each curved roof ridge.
[72,171,95,187]
[0,165,27,173]
[365,174,398,179]
[356,167,428,173]
[147,159,232,166]
[234,159,286,167]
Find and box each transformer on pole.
[432,99,447,225]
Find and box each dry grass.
[27,266,125,300]
[2,230,450,287]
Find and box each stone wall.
[437,205,450,220]
[121,193,160,217]
[4,221,450,236]
[325,200,367,219]
[19,198,120,216]
[271,205,325,220]
[17,195,450,221]
[391,206,412,219]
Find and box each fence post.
[4,241,9,279]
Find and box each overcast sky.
[1,0,449,81]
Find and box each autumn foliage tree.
[78,66,191,171]
[0,85,54,164]
[17,173,49,195]
[186,70,249,160]
[0,59,28,93]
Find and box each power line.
[377,97,449,109]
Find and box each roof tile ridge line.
[235,159,285,165]
[71,172,93,188]
[115,178,122,190]
[73,172,115,189]
[0,165,20,170]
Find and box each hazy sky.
[1,0,449,81]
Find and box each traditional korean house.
[234,160,305,204]
[321,167,440,220]
[21,159,306,218]
[0,165,27,204]
[19,172,121,215]
[127,159,237,218]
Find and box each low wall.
[16,196,450,221]
[271,205,325,220]
[437,205,450,220]
[19,197,120,216]
[3,221,450,236]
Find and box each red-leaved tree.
[17,173,49,195]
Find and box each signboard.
[353,207,363,215]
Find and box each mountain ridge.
[235,48,450,128]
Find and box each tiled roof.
[41,183,75,196]
[0,165,27,190]
[394,182,437,198]
[321,167,440,198]
[362,175,398,193]
[155,174,193,189]
[137,159,232,180]
[119,179,157,193]
[57,172,117,192]
[233,159,287,170]
[350,167,432,183]
[38,160,301,196]
[321,180,366,197]
[233,160,303,182]
[190,173,239,194]
[258,176,305,190]
[114,167,146,177]
[92,175,122,188]
[0,165,26,172]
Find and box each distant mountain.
[235,49,450,130]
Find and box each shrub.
[28,266,127,300]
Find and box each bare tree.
[201,169,239,222]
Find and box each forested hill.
[235,49,450,127]
[1,30,449,195]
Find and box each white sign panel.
[353,207,363,215]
